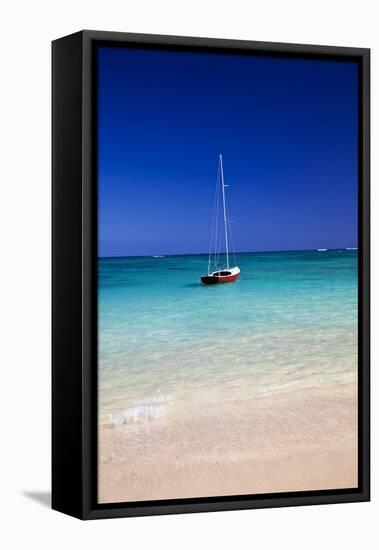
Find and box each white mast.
[219,153,230,269]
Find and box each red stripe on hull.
[218,273,240,283]
[201,273,240,285]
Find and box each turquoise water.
[99,250,357,424]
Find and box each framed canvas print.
[52,30,370,519]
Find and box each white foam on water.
[108,404,161,426]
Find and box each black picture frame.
[52,30,370,520]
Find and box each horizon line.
[99,246,358,260]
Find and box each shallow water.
[98,250,357,425]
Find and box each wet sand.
[98,380,357,503]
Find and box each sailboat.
[201,154,240,285]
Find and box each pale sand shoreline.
[98,381,357,503]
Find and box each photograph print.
[97,45,359,504]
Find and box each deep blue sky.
[98,46,358,257]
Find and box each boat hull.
[201,269,240,285]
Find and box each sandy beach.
[99,378,357,503]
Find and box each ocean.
[98,249,358,428]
